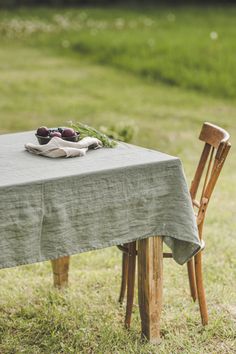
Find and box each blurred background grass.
[0,5,235,354]
[1,7,236,97]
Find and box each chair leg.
[187,258,197,302]
[118,252,128,304]
[195,251,208,325]
[125,241,136,328]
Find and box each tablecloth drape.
[0,131,201,268]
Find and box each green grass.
[0,6,236,354]
[1,6,236,98]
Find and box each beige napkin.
[25,136,102,158]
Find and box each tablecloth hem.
[0,232,200,270]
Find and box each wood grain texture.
[187,258,197,302]
[125,241,137,328]
[138,237,163,344]
[195,247,208,325]
[199,122,230,148]
[118,252,128,304]
[51,256,70,288]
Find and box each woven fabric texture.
[0,131,200,268]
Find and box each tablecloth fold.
[0,131,201,268]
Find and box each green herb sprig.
[70,122,117,148]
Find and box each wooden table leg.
[51,256,70,288]
[138,236,163,344]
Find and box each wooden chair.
[117,122,231,328]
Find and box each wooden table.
[0,131,200,344]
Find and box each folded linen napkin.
[25,136,102,158]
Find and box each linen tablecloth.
[0,131,201,269]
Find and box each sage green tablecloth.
[0,131,201,269]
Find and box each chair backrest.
[190,122,231,239]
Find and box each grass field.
[0,6,236,354]
[1,6,236,98]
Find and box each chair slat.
[202,142,231,203]
[190,143,211,201]
[200,146,214,202]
